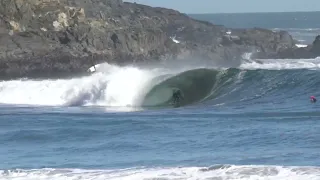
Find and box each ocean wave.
[1,56,320,109]
[1,165,320,180]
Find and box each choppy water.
[1,12,320,180]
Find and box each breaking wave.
[1,57,320,109]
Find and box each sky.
[125,0,320,14]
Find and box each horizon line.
[187,10,320,15]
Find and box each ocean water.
[1,12,320,180]
[190,11,320,44]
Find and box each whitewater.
[0,64,168,107]
[2,165,320,180]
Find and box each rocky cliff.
[0,0,299,78]
[260,35,320,59]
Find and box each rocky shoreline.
[0,0,318,79]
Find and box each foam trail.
[1,165,320,180]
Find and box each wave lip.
[1,165,320,179]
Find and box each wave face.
[1,57,320,109]
[1,165,320,180]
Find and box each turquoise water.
[1,12,320,179]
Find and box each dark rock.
[0,0,303,79]
[258,35,320,59]
[311,35,320,54]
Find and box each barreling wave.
[141,69,219,107]
[1,57,320,109]
[140,68,244,107]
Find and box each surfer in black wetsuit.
[310,96,317,103]
[172,89,183,106]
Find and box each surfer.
[310,96,317,103]
[172,89,183,106]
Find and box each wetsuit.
[172,90,183,105]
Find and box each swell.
[207,69,320,109]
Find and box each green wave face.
[141,68,222,107]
